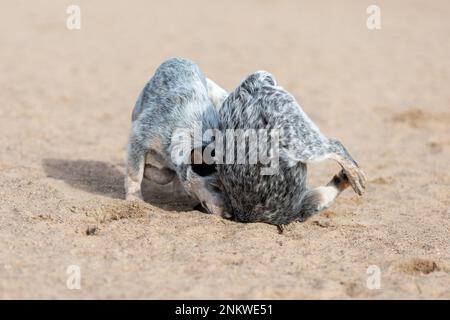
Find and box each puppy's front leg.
[125,131,146,201]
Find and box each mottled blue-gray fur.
[217,71,365,224]
[125,58,225,214]
[126,59,365,224]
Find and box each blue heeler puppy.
[125,58,227,215]
[216,71,366,224]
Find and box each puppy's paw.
[125,192,143,202]
[342,166,366,196]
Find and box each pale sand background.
[0,0,449,299]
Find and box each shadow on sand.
[42,158,196,211]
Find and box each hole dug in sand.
[396,258,441,275]
[75,199,153,223]
[392,108,450,128]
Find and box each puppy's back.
[217,71,309,224]
[132,58,209,122]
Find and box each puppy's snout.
[203,201,224,216]
[200,201,211,214]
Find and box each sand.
[0,0,449,299]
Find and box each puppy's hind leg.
[328,139,366,196]
[290,138,366,196]
[298,170,351,221]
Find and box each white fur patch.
[316,185,339,210]
[206,78,228,111]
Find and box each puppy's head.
[179,147,229,217]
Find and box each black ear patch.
[191,162,216,176]
[190,147,217,177]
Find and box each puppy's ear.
[190,147,216,177]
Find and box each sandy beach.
[0,0,449,299]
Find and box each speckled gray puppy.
[217,71,366,224]
[125,58,227,215]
